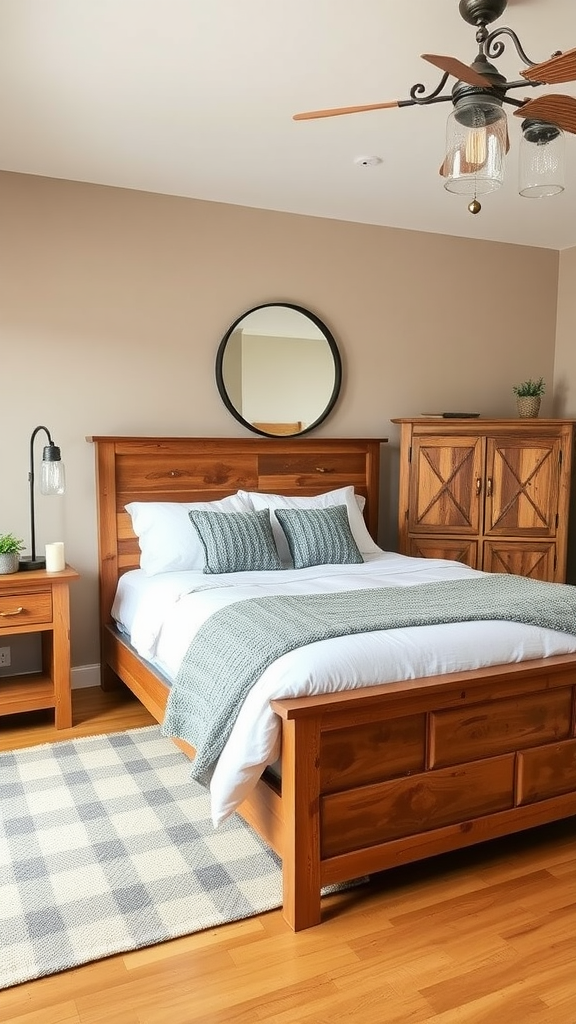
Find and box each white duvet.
[112,552,576,826]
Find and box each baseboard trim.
[72,664,101,689]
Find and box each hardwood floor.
[1,685,575,1023]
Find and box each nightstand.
[0,565,79,728]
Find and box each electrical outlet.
[0,646,11,667]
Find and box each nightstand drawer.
[0,590,52,626]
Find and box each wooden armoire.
[391,418,576,583]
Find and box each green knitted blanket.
[161,574,576,785]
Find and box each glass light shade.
[443,101,507,196]
[40,455,65,495]
[519,122,565,198]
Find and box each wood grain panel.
[320,715,425,793]
[486,437,560,536]
[118,546,141,573]
[116,453,259,495]
[517,738,576,804]
[482,540,556,580]
[116,488,248,508]
[103,624,169,722]
[0,675,55,714]
[408,537,478,566]
[408,436,483,534]
[430,688,573,768]
[257,451,368,493]
[0,590,52,626]
[321,754,515,856]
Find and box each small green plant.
[512,377,546,398]
[0,533,25,554]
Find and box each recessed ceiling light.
[353,156,383,167]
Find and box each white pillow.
[125,494,252,575]
[238,485,381,566]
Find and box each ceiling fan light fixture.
[518,119,565,198]
[294,0,576,215]
[443,100,507,195]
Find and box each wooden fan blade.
[421,54,492,88]
[293,100,399,121]
[514,94,576,135]
[520,47,576,84]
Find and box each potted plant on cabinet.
[0,533,25,574]
[512,377,545,418]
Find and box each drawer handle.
[315,466,334,473]
[0,606,24,617]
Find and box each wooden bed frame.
[88,435,576,931]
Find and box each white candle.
[45,542,65,572]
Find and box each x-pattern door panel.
[486,438,560,537]
[482,540,556,580]
[409,437,483,534]
[408,537,478,567]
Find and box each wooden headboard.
[87,435,385,634]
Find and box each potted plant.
[512,377,545,418]
[0,533,25,574]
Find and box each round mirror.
[215,303,342,437]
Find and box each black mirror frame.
[215,302,342,438]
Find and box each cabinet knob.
[475,477,482,495]
[486,477,493,497]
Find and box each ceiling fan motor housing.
[458,0,507,28]
[452,56,507,126]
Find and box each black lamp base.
[19,557,47,571]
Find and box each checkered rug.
[0,725,283,989]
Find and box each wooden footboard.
[104,625,576,931]
[269,654,576,929]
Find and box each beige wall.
[553,245,576,582]
[0,171,561,673]
[554,246,576,416]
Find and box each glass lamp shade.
[519,120,565,198]
[443,100,507,196]
[40,447,65,495]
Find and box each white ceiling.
[2,0,575,249]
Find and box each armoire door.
[484,436,561,538]
[408,436,483,535]
[482,540,557,580]
[408,537,478,567]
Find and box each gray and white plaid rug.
[0,725,282,989]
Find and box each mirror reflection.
[215,303,342,437]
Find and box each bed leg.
[281,716,322,931]
[100,663,122,691]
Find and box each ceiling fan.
[293,0,576,213]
